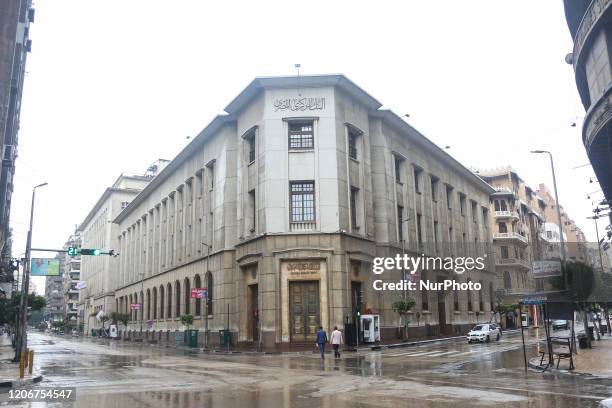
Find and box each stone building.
[77,164,166,335]
[112,75,495,350]
[563,0,612,202]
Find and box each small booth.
[109,324,118,339]
[360,314,380,343]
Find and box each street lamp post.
[13,182,47,362]
[531,150,567,264]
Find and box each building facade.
[477,167,548,327]
[78,164,165,334]
[43,267,64,324]
[110,75,495,350]
[0,0,34,280]
[563,0,612,201]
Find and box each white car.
[467,324,500,343]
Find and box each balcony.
[289,222,316,232]
[499,288,532,296]
[492,186,517,196]
[495,258,530,270]
[494,211,519,220]
[493,232,528,245]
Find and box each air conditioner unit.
[2,145,15,161]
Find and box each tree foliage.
[180,314,194,330]
[0,292,46,326]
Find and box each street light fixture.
[14,182,47,362]
[530,151,567,264]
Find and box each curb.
[0,374,43,389]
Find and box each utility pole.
[14,182,47,362]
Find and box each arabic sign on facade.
[532,260,562,278]
[273,97,325,112]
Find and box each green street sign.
[67,247,79,256]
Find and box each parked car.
[552,320,569,330]
[489,323,503,337]
[467,324,501,343]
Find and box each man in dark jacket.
[315,326,328,359]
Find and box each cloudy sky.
[11,1,598,292]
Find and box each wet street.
[1,331,612,407]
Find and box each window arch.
[206,271,213,316]
[129,294,133,320]
[159,285,165,319]
[194,274,202,316]
[152,287,158,320]
[175,280,181,317]
[146,289,151,320]
[184,277,191,315]
[453,288,459,311]
[478,281,484,311]
[139,291,144,321]
[167,283,172,318]
[467,279,473,312]
[503,271,511,289]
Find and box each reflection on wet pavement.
[1,332,611,407]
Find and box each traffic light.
[80,248,101,256]
[67,247,79,256]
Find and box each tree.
[180,314,194,331]
[493,304,518,328]
[0,292,46,327]
[392,298,416,338]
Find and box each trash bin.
[578,334,588,349]
[219,329,231,347]
[91,329,97,337]
[187,330,198,347]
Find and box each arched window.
[453,287,459,311]
[175,280,181,317]
[129,294,133,320]
[478,281,483,311]
[146,289,151,320]
[159,285,165,319]
[184,277,191,315]
[206,271,213,316]
[500,200,507,211]
[194,275,202,316]
[167,283,172,318]
[499,222,507,233]
[489,282,494,309]
[139,291,144,321]
[153,287,158,320]
[503,271,511,289]
[467,279,473,312]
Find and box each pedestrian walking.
[330,326,343,359]
[315,326,328,359]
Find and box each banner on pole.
[31,258,60,276]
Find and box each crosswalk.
[382,345,519,359]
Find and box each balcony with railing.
[493,232,528,245]
[499,287,532,296]
[495,257,530,270]
[289,222,316,232]
[494,211,519,220]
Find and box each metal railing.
[493,232,528,244]
[290,222,316,232]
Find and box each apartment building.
[111,75,495,350]
[43,268,64,323]
[62,232,81,328]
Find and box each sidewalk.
[529,332,612,377]
[0,334,43,388]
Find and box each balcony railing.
[493,232,528,244]
[494,211,519,219]
[290,222,316,232]
[499,287,532,296]
[495,258,530,269]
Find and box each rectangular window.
[248,189,256,233]
[433,221,439,253]
[482,208,489,229]
[416,213,423,248]
[430,176,439,201]
[501,246,509,259]
[288,122,314,149]
[206,162,215,190]
[421,271,428,311]
[246,132,256,163]
[459,193,466,216]
[397,205,404,241]
[348,129,358,160]
[414,167,422,193]
[471,200,478,223]
[350,187,359,230]
[394,156,403,182]
[446,184,453,209]
[290,181,315,222]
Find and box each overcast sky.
[12,1,599,292]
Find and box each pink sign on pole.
[130,303,141,310]
[190,288,208,299]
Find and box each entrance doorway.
[289,281,320,343]
[248,284,259,342]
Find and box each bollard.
[28,350,33,374]
[18,352,25,379]
[23,348,28,369]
